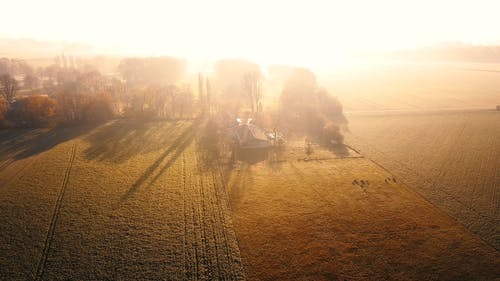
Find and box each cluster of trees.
[1,55,347,148]
[211,59,263,115]
[198,59,346,146]
[0,56,197,128]
[278,68,347,145]
[208,59,346,145]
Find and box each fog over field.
[1,0,499,280]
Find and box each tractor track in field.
[212,170,244,280]
[33,143,77,281]
[180,146,245,280]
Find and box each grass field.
[0,120,244,280]
[345,110,500,250]
[226,143,499,280]
[0,117,499,280]
[327,62,500,112]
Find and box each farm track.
[33,143,77,281]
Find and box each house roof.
[229,123,270,148]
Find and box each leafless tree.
[242,71,262,113]
[0,74,19,103]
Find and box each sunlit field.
[1,119,498,280]
[0,121,245,280]
[346,110,500,249]
[1,59,500,280]
[226,145,498,280]
[2,1,500,280]
[325,62,500,112]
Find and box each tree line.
[1,56,347,146]
[0,56,197,128]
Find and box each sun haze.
[1,1,500,280]
[1,0,499,69]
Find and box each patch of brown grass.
[227,157,499,280]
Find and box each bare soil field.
[345,110,500,249]
[0,120,244,280]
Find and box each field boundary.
[33,143,77,281]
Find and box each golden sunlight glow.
[1,0,499,69]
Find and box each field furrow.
[0,120,245,280]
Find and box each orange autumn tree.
[21,95,58,127]
[0,96,7,126]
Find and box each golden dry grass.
[0,120,244,280]
[226,144,499,280]
[1,117,499,280]
[346,110,500,249]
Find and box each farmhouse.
[227,120,270,149]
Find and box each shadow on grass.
[0,124,98,161]
[119,119,202,202]
[266,147,286,172]
[330,144,350,157]
[83,119,184,163]
[223,162,253,211]
[235,148,269,164]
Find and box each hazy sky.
[1,0,499,67]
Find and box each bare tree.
[242,71,262,113]
[206,77,212,114]
[0,74,19,104]
[198,73,204,109]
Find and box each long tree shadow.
[84,119,184,163]
[0,124,98,162]
[119,120,202,203]
[224,163,253,211]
